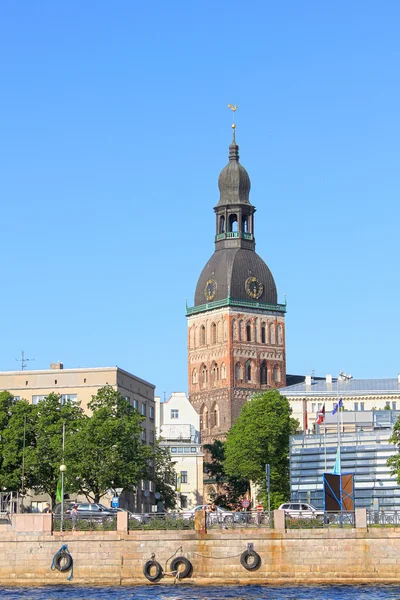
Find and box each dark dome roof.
[194,247,277,306]
[217,141,251,206]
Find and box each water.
[0,586,399,600]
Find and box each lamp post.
[59,464,67,532]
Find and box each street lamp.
[60,464,67,532]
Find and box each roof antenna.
[15,350,35,371]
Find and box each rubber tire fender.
[240,549,261,571]
[143,559,163,582]
[54,550,73,573]
[170,556,192,578]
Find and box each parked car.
[181,505,235,524]
[54,502,117,520]
[278,502,324,519]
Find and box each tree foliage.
[153,439,177,510]
[66,386,153,502]
[203,439,248,509]
[387,418,400,481]
[223,389,299,509]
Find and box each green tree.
[153,439,176,510]
[387,418,400,481]
[24,393,85,505]
[203,439,248,509]
[67,386,152,502]
[223,389,299,509]
[0,393,37,493]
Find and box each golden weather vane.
[227,104,238,141]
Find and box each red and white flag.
[316,404,325,424]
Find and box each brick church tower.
[187,127,287,445]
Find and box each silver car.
[181,504,235,524]
[278,502,324,519]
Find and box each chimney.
[50,362,64,370]
[326,374,332,384]
[305,375,312,386]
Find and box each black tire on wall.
[240,549,261,571]
[143,559,163,582]
[53,551,73,573]
[170,556,192,578]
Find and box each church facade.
[187,129,287,445]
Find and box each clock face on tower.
[204,279,217,301]
[245,276,263,300]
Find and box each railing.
[52,514,117,531]
[285,511,355,529]
[367,510,400,527]
[187,297,287,316]
[129,513,194,531]
[215,232,253,241]
[127,511,273,530]
[206,510,273,530]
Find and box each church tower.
[187,125,287,445]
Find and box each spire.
[229,124,239,161]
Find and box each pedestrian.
[71,504,78,531]
[43,502,51,513]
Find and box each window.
[13,396,20,402]
[54,380,57,384]
[269,324,276,344]
[178,447,183,453]
[360,402,365,411]
[201,365,208,388]
[245,360,252,382]
[191,447,196,453]
[211,322,217,344]
[260,361,267,385]
[261,324,266,344]
[181,471,188,484]
[32,395,46,405]
[393,402,397,410]
[200,325,206,345]
[133,399,138,410]
[124,396,130,403]
[221,363,226,380]
[273,364,281,383]
[386,402,390,408]
[141,403,146,416]
[150,431,154,444]
[84,378,86,383]
[235,362,243,381]
[171,409,179,419]
[141,430,147,443]
[246,322,251,342]
[184,447,190,453]
[61,394,77,404]
[171,447,177,453]
[311,403,316,413]
[318,403,322,411]
[277,324,283,345]
[201,405,209,429]
[354,402,359,412]
[192,369,198,384]
[211,362,218,384]
[26,381,28,385]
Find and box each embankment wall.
[1,516,400,586]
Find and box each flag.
[316,404,325,424]
[332,398,343,415]
[332,446,341,475]
[56,476,63,504]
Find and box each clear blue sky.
[1,1,399,398]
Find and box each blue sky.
[1,1,399,398]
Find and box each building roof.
[280,377,400,397]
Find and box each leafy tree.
[203,439,248,509]
[153,439,176,510]
[387,419,400,480]
[67,386,152,502]
[223,389,299,509]
[24,393,85,505]
[0,397,37,493]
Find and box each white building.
[155,392,203,509]
[280,374,400,432]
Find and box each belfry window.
[219,216,225,233]
[200,325,206,346]
[273,364,281,383]
[246,322,251,342]
[235,362,243,381]
[245,360,252,382]
[228,214,238,232]
[211,322,217,344]
[242,215,249,232]
[261,323,266,344]
[260,361,267,384]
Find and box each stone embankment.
[0,509,399,586]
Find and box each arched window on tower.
[260,361,267,385]
[228,214,238,232]
[269,323,275,345]
[273,364,281,383]
[201,364,208,388]
[261,323,266,344]
[219,215,225,233]
[221,363,226,380]
[246,321,251,342]
[235,362,243,381]
[211,403,220,428]
[223,318,228,340]
[245,360,252,382]
[192,368,198,385]
[277,324,283,345]
[239,320,244,341]
[200,325,206,346]
[254,318,258,343]
[200,405,209,430]
[211,322,217,344]
[242,215,249,232]
[211,362,219,385]
[232,319,238,341]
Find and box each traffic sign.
[257,504,263,513]
[242,499,250,508]
[111,496,119,508]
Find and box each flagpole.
[324,421,327,471]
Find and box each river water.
[0,586,399,599]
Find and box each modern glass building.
[290,410,400,510]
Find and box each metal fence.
[367,510,400,527]
[285,511,355,529]
[52,515,117,532]
[127,511,273,531]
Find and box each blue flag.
[332,446,341,475]
[332,398,343,414]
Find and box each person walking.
[43,503,51,513]
[71,505,78,531]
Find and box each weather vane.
[227,104,238,141]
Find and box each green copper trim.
[215,232,253,242]
[186,297,287,316]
